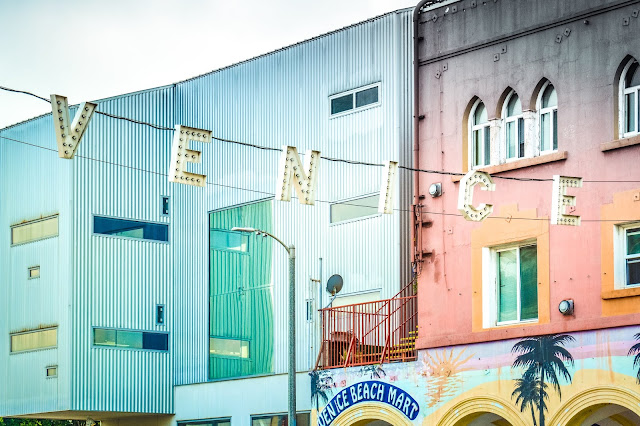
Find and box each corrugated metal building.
[0,8,414,426]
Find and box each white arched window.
[621,58,640,137]
[538,83,558,152]
[503,92,524,160]
[470,100,490,168]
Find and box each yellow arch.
[548,386,640,426]
[436,396,528,426]
[331,401,412,426]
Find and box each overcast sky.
[0,0,416,129]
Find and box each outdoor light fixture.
[558,299,574,315]
[429,183,442,197]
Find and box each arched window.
[538,83,557,152]
[470,100,490,168]
[621,58,640,136]
[503,92,524,159]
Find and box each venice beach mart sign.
[317,381,419,426]
[49,96,582,225]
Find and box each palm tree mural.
[628,333,640,383]
[511,370,548,426]
[360,364,386,379]
[310,370,334,410]
[511,334,575,426]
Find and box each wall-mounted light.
[429,183,442,197]
[558,299,574,315]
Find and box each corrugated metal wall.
[0,7,413,417]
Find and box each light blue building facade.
[0,8,415,426]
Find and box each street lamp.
[231,227,297,426]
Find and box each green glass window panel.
[472,129,481,167]
[626,93,636,133]
[518,117,525,158]
[484,126,491,166]
[211,229,249,253]
[331,94,353,115]
[498,250,517,322]
[507,94,522,116]
[355,87,378,108]
[627,229,640,255]
[553,109,558,150]
[628,259,640,286]
[541,112,550,151]
[117,330,143,349]
[209,200,274,379]
[625,62,640,87]
[330,195,378,223]
[474,102,487,125]
[210,337,249,358]
[94,328,116,346]
[542,84,557,108]
[506,121,516,159]
[520,245,538,320]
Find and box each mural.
[511,334,575,426]
[311,326,640,425]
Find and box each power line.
[1,134,638,223]
[2,85,640,183]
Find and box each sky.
[0,0,416,129]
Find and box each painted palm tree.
[360,364,386,379]
[511,370,548,426]
[628,333,640,383]
[512,334,575,426]
[309,370,334,410]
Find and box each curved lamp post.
[232,227,297,426]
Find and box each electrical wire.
[1,134,639,223]
[2,85,640,183]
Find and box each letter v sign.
[50,94,97,159]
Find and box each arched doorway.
[446,412,514,426]
[437,396,527,426]
[351,421,392,426]
[549,386,640,426]
[331,402,412,426]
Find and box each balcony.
[315,282,417,369]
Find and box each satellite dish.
[326,274,343,296]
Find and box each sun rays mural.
[311,326,640,425]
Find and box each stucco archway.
[548,386,640,426]
[331,401,412,426]
[436,396,528,426]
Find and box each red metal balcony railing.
[315,281,417,369]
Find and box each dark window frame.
[93,327,169,352]
[92,215,169,244]
[329,83,381,118]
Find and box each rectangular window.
[10,328,57,353]
[484,126,491,165]
[178,421,231,426]
[625,227,640,286]
[11,215,58,246]
[541,112,550,152]
[496,244,538,324]
[28,266,40,279]
[626,92,636,134]
[46,366,58,378]
[330,195,379,224]
[211,229,250,253]
[553,109,558,150]
[330,83,380,117]
[93,216,169,243]
[251,413,310,426]
[93,328,168,351]
[506,121,516,158]
[210,337,249,358]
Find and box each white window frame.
[614,222,640,289]
[482,240,538,328]
[537,81,558,154]
[329,82,381,118]
[619,59,640,138]
[329,193,381,226]
[502,91,525,162]
[469,99,491,169]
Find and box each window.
[28,266,40,279]
[486,244,537,326]
[178,420,230,426]
[470,100,491,168]
[93,328,169,351]
[11,215,58,246]
[211,229,249,253]
[161,196,170,216]
[503,92,524,160]
[539,83,558,152]
[46,366,58,378]
[93,216,169,243]
[621,59,640,137]
[330,194,379,224]
[10,328,57,353]
[251,413,310,426]
[210,337,249,358]
[615,223,640,288]
[330,83,380,117]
